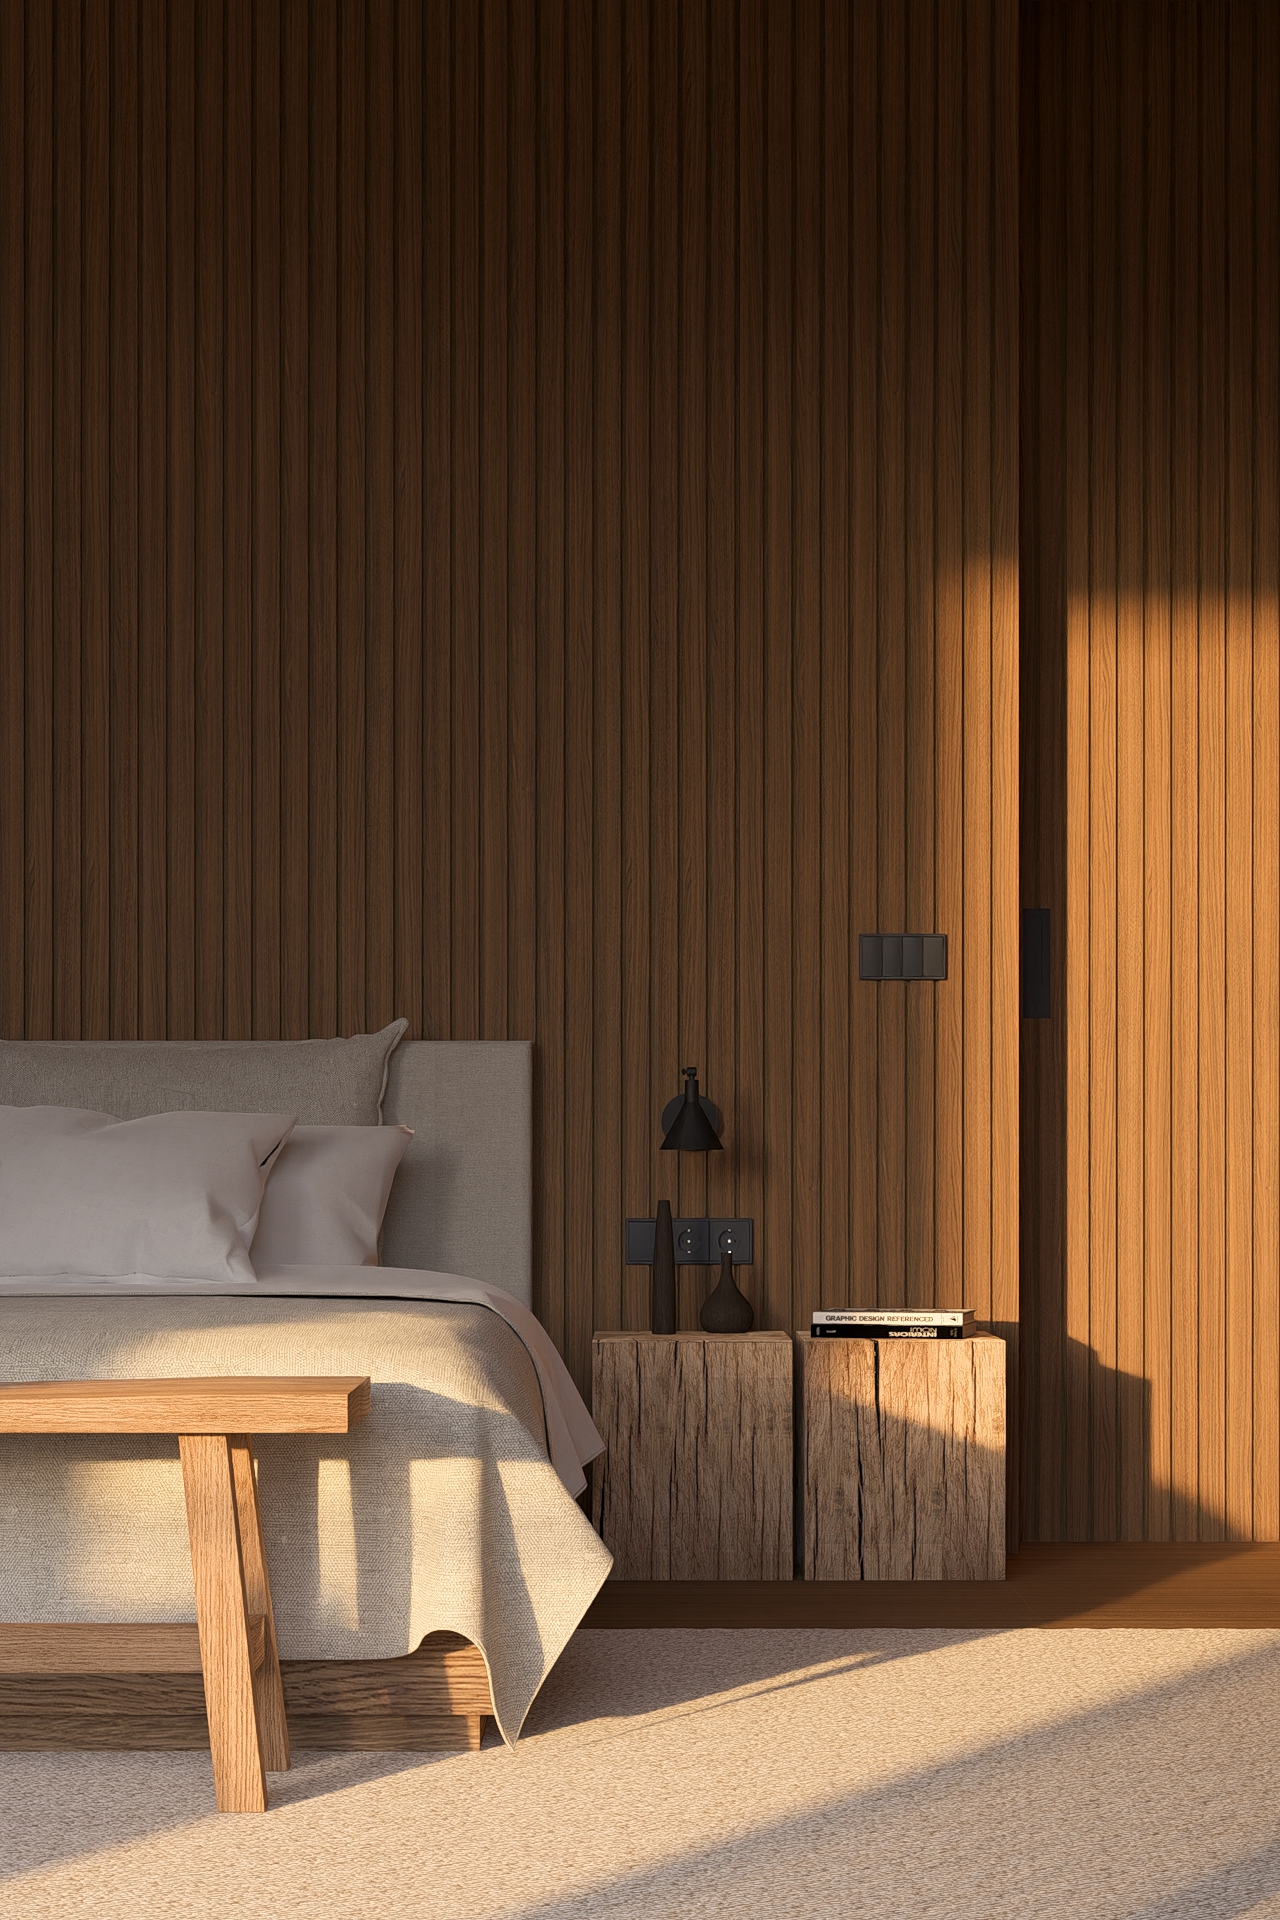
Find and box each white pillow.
[251,1124,413,1268]
[0,1106,296,1283]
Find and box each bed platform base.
[0,1628,492,1753]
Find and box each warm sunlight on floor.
[3,1627,1279,1918]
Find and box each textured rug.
[2,1626,1279,1918]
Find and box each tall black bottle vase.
[651,1198,677,1335]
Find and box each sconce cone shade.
[660,1067,724,1152]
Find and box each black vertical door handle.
[1022,908,1051,1019]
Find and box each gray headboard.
[380,1041,533,1306]
[0,1031,534,1310]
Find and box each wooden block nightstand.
[798,1332,1006,1581]
[591,1331,793,1580]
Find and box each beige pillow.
[0,1106,296,1283]
[251,1124,413,1269]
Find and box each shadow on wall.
[1018,1326,1237,1544]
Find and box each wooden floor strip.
[582,1544,1280,1630]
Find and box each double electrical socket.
[624,1217,755,1266]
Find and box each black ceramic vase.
[699,1249,754,1333]
[651,1198,677,1334]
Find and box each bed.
[0,1030,612,1750]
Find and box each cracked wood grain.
[592,1332,793,1580]
[799,1332,1005,1580]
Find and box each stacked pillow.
[252,1122,412,1268]
[0,1021,414,1284]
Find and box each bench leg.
[229,1437,291,1773]
[179,1433,268,1812]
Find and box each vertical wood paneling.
[790,0,821,1333]
[592,0,624,1347]
[335,0,367,1039]
[963,0,996,1349]
[25,0,54,1042]
[2,0,1019,1430]
[1197,6,1228,1544]
[990,0,1021,1524]
[705,0,737,1257]
[1088,0,1118,1538]
[932,0,965,1329]
[81,0,110,1039]
[420,0,451,1044]
[1224,2,1256,1539]
[1114,0,1145,1545]
[1168,10,1202,1542]
[51,0,82,1042]
[761,0,794,1342]
[0,0,24,1041]
[619,0,653,1335]
[819,0,851,1328]
[224,0,252,1037]
[1253,0,1280,1547]
[1143,6,1173,1542]
[479,0,510,1050]
[450,0,479,1044]
[365,0,394,1033]
[278,0,308,1039]
[109,0,140,1040]
[532,0,566,1365]
[306,0,337,1039]
[251,0,282,1042]
[905,0,937,1318]
[734,0,766,1332]
[562,0,593,1383]
[138,0,168,1041]
[876,0,907,1310]
[195,0,225,1038]
[167,0,197,1038]
[1062,0,1093,1546]
[1023,0,1280,1542]
[391,0,423,1045]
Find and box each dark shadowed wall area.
[1022,0,1280,1542]
[0,0,1019,1431]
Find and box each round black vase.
[699,1250,754,1333]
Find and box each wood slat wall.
[0,0,1018,1417]
[1021,0,1280,1541]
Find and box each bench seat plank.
[0,1376,370,1433]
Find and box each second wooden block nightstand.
[591,1330,793,1580]
[797,1330,1006,1580]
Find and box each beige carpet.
[2,1626,1280,1918]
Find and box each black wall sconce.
[660,1066,724,1153]
[633,1066,754,1335]
[649,1066,718,1335]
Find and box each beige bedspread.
[0,1294,613,1741]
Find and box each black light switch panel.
[859,934,947,981]
[625,1218,755,1265]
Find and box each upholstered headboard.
[0,1032,535,1309]
[380,1041,533,1305]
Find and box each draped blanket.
[0,1279,612,1742]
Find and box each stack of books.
[811,1307,976,1340]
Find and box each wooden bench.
[0,1376,370,1812]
